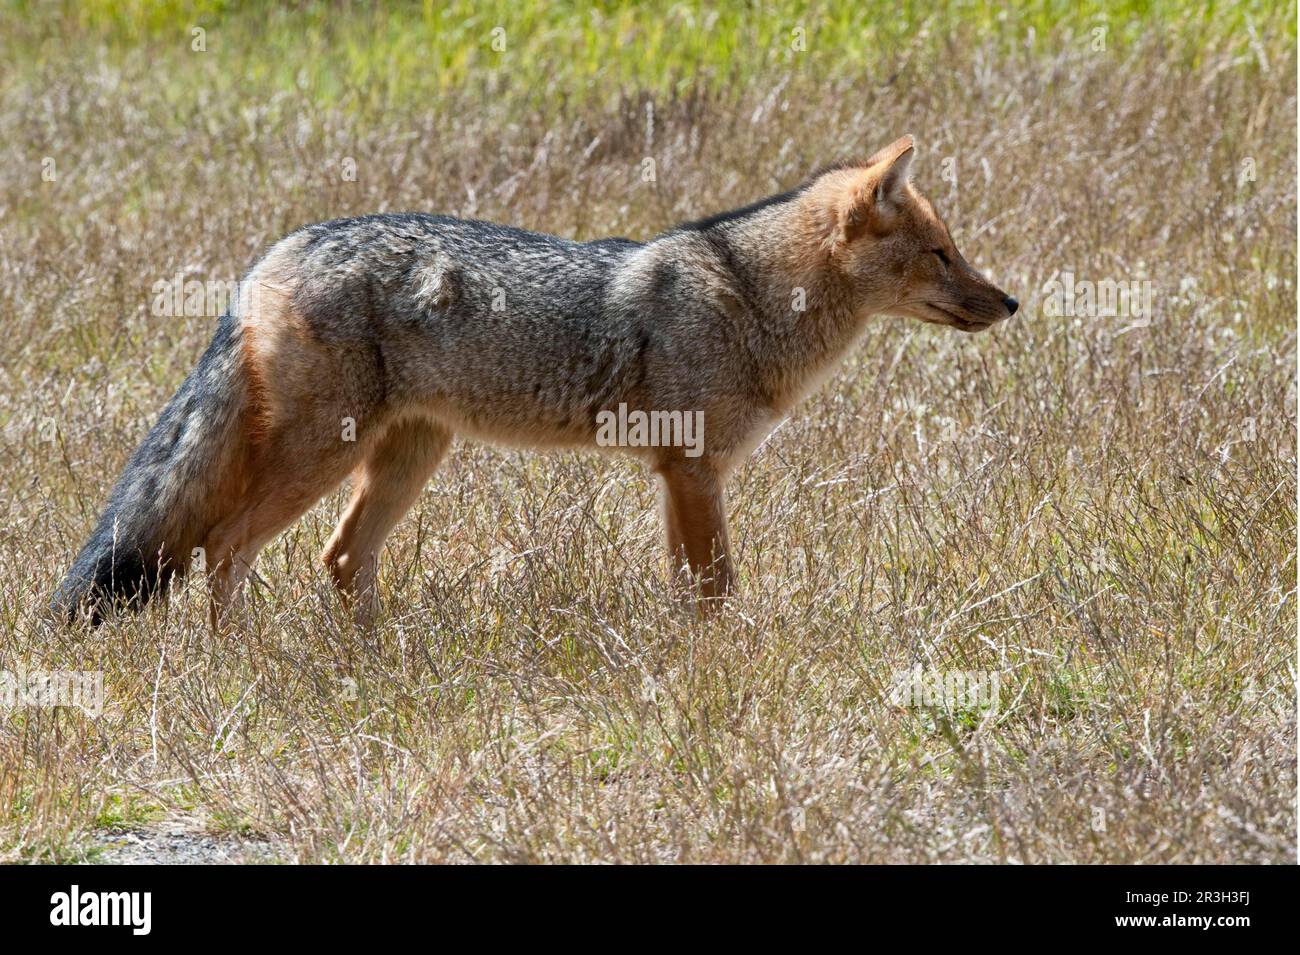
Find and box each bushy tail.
[54,316,250,624]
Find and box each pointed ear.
[836,136,916,243]
[868,134,915,207]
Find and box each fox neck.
[710,197,873,411]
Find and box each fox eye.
[931,248,950,266]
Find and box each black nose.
[1003,296,1019,315]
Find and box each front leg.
[658,461,735,606]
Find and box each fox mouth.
[921,302,996,333]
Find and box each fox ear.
[868,135,915,207]
[837,136,915,242]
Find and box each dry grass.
[0,18,1295,862]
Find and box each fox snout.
[913,229,1019,333]
[955,280,1020,333]
[908,267,1018,333]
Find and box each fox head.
[814,135,1017,332]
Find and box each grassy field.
[5,0,1288,105]
[0,1,1295,863]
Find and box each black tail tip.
[54,548,162,628]
[51,577,108,627]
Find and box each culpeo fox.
[55,136,1017,626]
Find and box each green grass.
[93,793,166,830]
[3,0,1293,115]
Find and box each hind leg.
[322,417,452,626]
[202,440,361,627]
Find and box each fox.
[54,135,1018,626]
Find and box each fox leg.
[658,461,735,606]
[321,417,452,626]
[207,541,253,627]
[202,438,361,627]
